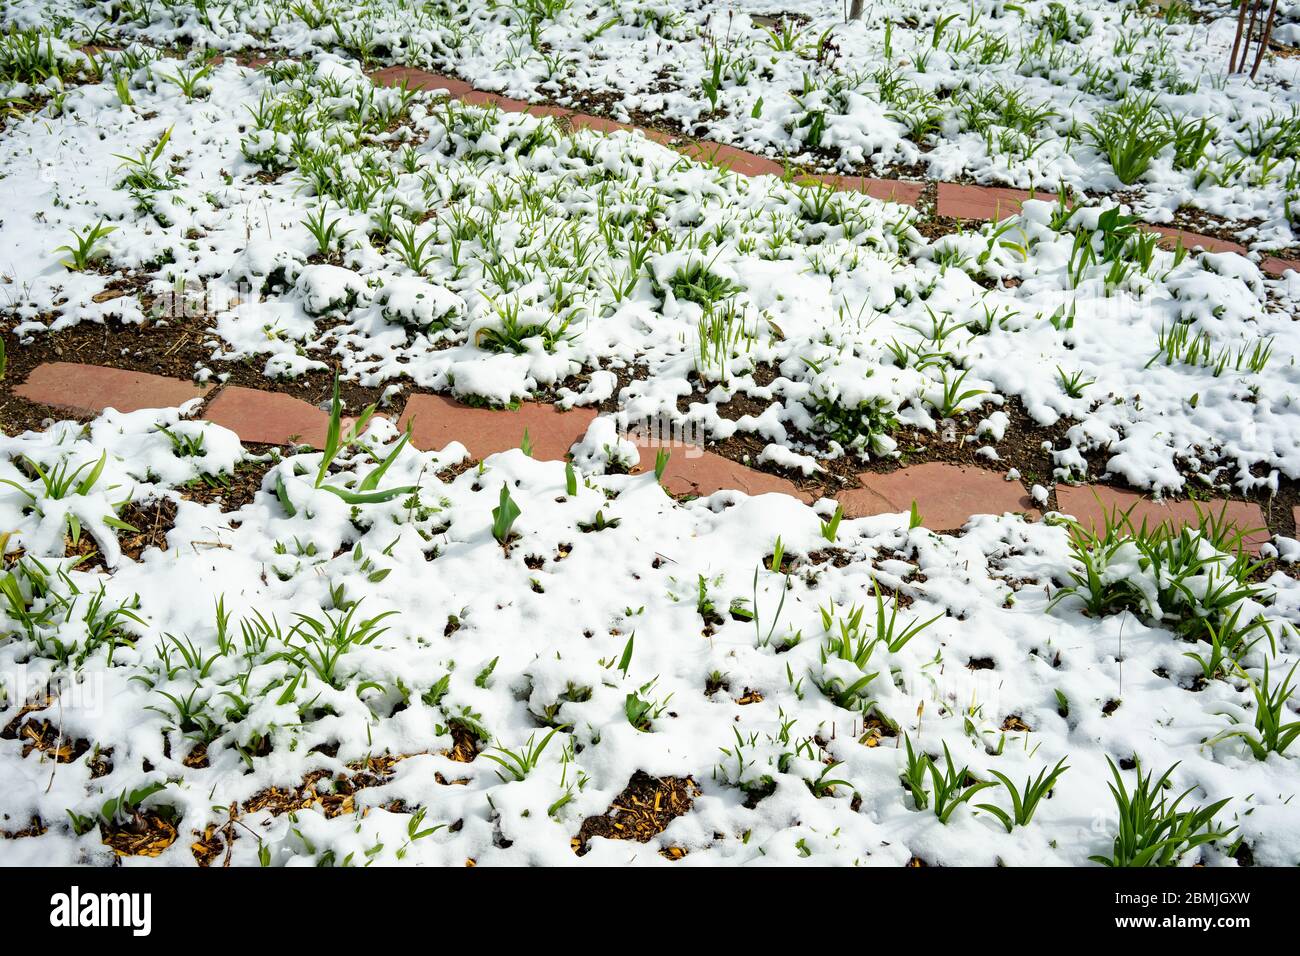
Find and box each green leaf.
[357,423,412,492]
[617,633,634,677]
[491,484,521,544]
[75,451,108,495]
[319,483,418,505]
[275,474,297,516]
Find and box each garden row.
[11,358,1280,545]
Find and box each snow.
[0,406,1295,865]
[0,47,1297,492]
[0,0,1298,867]
[758,443,822,475]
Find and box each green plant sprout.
[55,219,115,271]
[492,484,521,545]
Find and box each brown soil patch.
[17,719,89,762]
[242,751,425,822]
[573,771,699,855]
[244,769,359,818]
[445,722,481,762]
[177,456,278,511]
[0,306,386,426]
[190,824,227,866]
[101,813,179,857]
[61,495,178,570]
[0,816,47,839]
[117,496,178,558]
[1,696,54,738]
[859,712,898,747]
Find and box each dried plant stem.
[1229,0,1279,77]
[1230,0,1251,72]
[1250,0,1280,79]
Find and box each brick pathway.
[627,437,812,502]
[204,385,333,447]
[935,182,1037,221]
[813,175,925,206]
[14,362,211,414]
[4,64,1284,553]
[1146,226,1246,256]
[9,360,1276,551]
[838,462,1039,529]
[367,68,924,206]
[365,67,1294,275]
[1055,485,1269,551]
[399,394,595,461]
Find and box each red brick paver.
[204,386,332,447]
[676,141,785,178]
[569,113,673,143]
[399,394,596,462]
[809,174,924,206]
[1055,485,1268,552]
[523,103,575,121]
[369,66,473,97]
[15,362,211,415]
[460,89,512,109]
[837,462,1038,529]
[568,113,630,134]
[629,439,811,501]
[211,53,275,68]
[936,183,1035,221]
[1146,226,1245,256]
[1262,256,1300,278]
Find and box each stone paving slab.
[629,439,811,501]
[10,362,1286,544]
[369,65,473,97]
[399,394,596,461]
[676,141,785,177]
[838,462,1038,529]
[204,386,333,447]
[1055,484,1269,552]
[14,362,211,415]
[1147,225,1245,256]
[522,103,577,121]
[809,174,924,206]
[570,113,673,143]
[461,89,520,109]
[936,182,1036,221]
[1262,256,1300,278]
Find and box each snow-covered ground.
[8,0,1300,237]
[0,406,1297,865]
[0,0,1297,866]
[0,50,1297,495]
